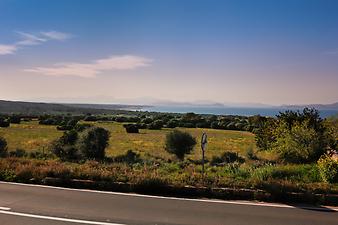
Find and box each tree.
[273,121,324,163]
[77,127,110,160]
[165,130,196,160]
[0,136,8,157]
[51,130,79,161]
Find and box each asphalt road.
[0,182,337,225]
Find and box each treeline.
[40,112,267,132]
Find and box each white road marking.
[0,210,126,225]
[1,181,337,211]
[0,207,11,210]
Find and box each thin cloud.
[40,31,72,41]
[0,31,72,55]
[0,44,17,55]
[322,49,338,55]
[25,55,153,78]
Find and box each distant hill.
[0,100,140,115]
[282,102,338,110]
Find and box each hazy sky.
[1,0,338,105]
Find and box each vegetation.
[165,130,197,160]
[0,136,8,157]
[77,127,110,160]
[0,107,337,204]
[317,154,338,183]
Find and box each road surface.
[0,182,337,225]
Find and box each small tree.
[51,130,79,161]
[165,130,196,160]
[0,136,8,157]
[318,154,338,183]
[123,124,139,133]
[77,127,110,160]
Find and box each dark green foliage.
[147,120,163,130]
[166,119,179,128]
[123,124,139,133]
[9,115,21,124]
[0,136,8,157]
[0,118,10,127]
[9,149,27,157]
[51,130,80,161]
[165,130,196,160]
[211,151,245,165]
[74,123,93,132]
[77,127,110,160]
[114,150,142,164]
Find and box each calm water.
[140,106,338,118]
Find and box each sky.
[0,0,338,106]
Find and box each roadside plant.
[317,154,338,183]
[165,130,196,160]
[77,127,110,160]
[0,136,8,157]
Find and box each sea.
[139,106,338,118]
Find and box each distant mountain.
[282,102,338,110]
[0,100,140,115]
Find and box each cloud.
[322,49,338,55]
[0,44,17,55]
[25,55,153,78]
[40,31,72,41]
[0,31,72,55]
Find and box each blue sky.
[0,0,338,105]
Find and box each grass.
[0,120,259,161]
[0,120,63,151]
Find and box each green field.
[0,120,259,161]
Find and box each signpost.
[201,132,207,176]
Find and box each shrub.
[9,149,27,158]
[9,115,21,124]
[273,121,324,163]
[0,118,10,128]
[114,150,142,164]
[51,130,79,161]
[317,154,338,183]
[147,120,163,130]
[246,146,258,160]
[0,136,8,157]
[211,151,245,166]
[165,130,196,160]
[123,124,139,133]
[77,127,110,160]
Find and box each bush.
[123,124,139,133]
[0,136,8,157]
[165,130,196,160]
[147,120,163,130]
[211,151,245,166]
[9,149,27,158]
[273,121,324,163]
[9,115,21,124]
[317,154,338,183]
[77,127,110,160]
[51,130,79,161]
[114,150,142,164]
[0,118,10,128]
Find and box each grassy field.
[0,120,260,161]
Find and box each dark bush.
[147,120,163,130]
[114,150,142,164]
[0,136,8,157]
[77,127,110,160]
[123,124,139,133]
[211,151,245,166]
[165,130,196,160]
[9,149,27,158]
[9,115,21,124]
[51,130,79,161]
[74,123,93,132]
[0,118,10,128]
